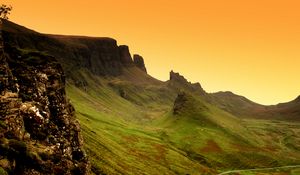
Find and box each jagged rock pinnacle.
[133,54,147,73]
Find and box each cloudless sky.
[3,0,300,105]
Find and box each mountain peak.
[170,70,188,83]
[133,54,147,73]
[169,71,206,95]
[119,45,133,65]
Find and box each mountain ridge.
[2,20,147,79]
[2,20,299,121]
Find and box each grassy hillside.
[66,70,216,175]
[65,68,300,175]
[3,20,300,174]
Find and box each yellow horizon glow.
[2,0,300,105]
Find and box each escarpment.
[0,27,89,174]
[1,20,148,84]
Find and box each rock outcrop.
[0,25,89,174]
[173,92,189,115]
[119,45,133,66]
[133,54,147,73]
[173,92,208,116]
[169,70,206,95]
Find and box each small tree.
[0,4,12,20]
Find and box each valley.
[65,70,300,174]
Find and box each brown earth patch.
[152,143,167,161]
[122,135,139,144]
[261,145,279,152]
[200,140,223,153]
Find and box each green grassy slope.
[154,93,300,171]
[66,74,216,175]
[66,68,300,175]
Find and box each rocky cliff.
[133,54,147,73]
[0,23,89,174]
[1,20,148,83]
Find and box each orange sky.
[2,0,300,105]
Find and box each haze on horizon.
[3,0,300,105]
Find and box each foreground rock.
[0,27,89,174]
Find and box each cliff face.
[0,28,89,174]
[2,20,148,82]
[133,54,147,73]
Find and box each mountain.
[168,70,206,96]
[210,91,300,120]
[3,19,299,121]
[1,20,300,175]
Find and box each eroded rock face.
[119,45,133,66]
[1,20,148,81]
[173,92,189,115]
[169,70,206,95]
[0,32,89,174]
[133,54,147,73]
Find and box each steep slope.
[66,84,216,175]
[0,29,89,174]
